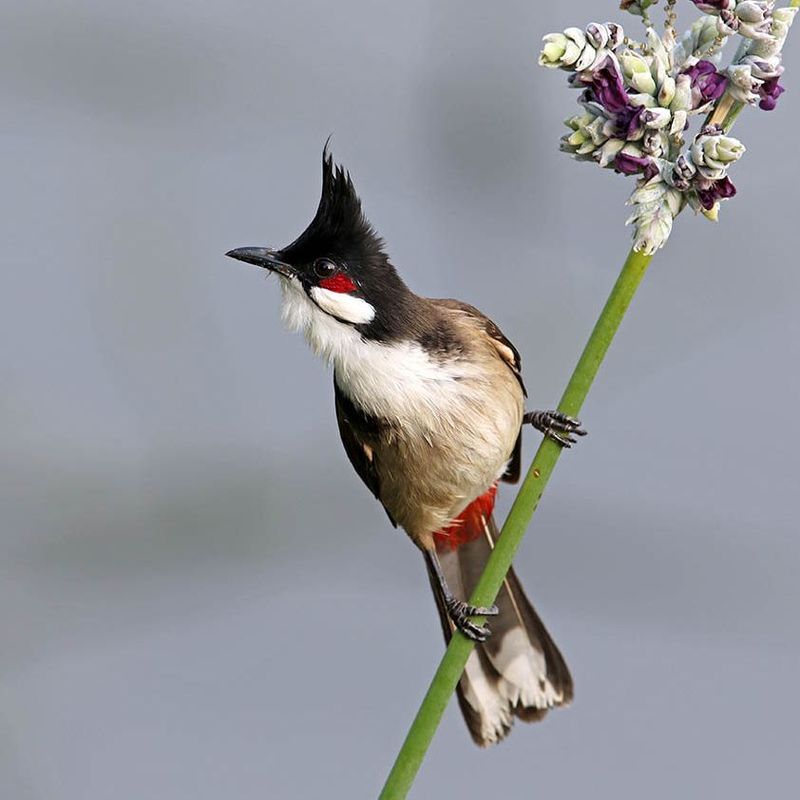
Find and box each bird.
[226,145,586,746]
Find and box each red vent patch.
[433,484,498,551]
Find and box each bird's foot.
[525,410,587,448]
[445,597,498,642]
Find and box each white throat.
[278,276,477,424]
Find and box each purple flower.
[758,76,786,110]
[690,0,735,11]
[695,176,737,210]
[683,60,729,107]
[585,57,631,115]
[614,152,659,181]
[582,57,650,142]
[614,104,646,140]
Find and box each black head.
[227,145,414,338]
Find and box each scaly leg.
[524,410,587,448]
[425,549,498,642]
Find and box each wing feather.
[333,378,397,527]
[433,298,526,396]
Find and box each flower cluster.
[539,2,796,254]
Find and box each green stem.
[379,248,652,800]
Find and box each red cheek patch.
[319,273,358,294]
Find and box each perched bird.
[226,146,585,746]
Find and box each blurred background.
[2,1,799,797]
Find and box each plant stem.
[379,247,653,800]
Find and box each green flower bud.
[539,33,569,68]
[631,70,658,94]
[585,115,609,146]
[619,49,651,80]
[597,138,627,167]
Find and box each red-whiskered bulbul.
[226,146,586,746]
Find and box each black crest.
[279,144,387,268]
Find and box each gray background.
[2,1,799,798]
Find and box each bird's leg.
[425,549,498,643]
[524,410,587,448]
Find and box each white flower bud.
[626,181,685,255]
[738,55,783,81]
[564,27,587,51]
[717,11,740,37]
[726,64,763,104]
[606,23,625,50]
[670,74,693,112]
[673,17,721,68]
[574,43,599,72]
[671,154,697,190]
[585,22,609,50]
[736,1,775,40]
[646,28,672,80]
[670,110,688,138]
[643,129,668,157]
[539,23,620,73]
[645,28,672,92]
[750,7,797,58]
[690,131,746,179]
[628,92,658,108]
[642,107,672,129]
[658,76,676,107]
[736,1,771,25]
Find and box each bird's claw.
[525,410,587,448]
[445,597,498,642]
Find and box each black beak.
[225,247,296,278]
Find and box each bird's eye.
[313,259,337,278]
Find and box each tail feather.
[427,512,572,746]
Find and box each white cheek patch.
[309,285,376,325]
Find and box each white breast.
[279,276,483,426]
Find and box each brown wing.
[333,378,397,527]
[433,298,526,397]
[434,299,525,484]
